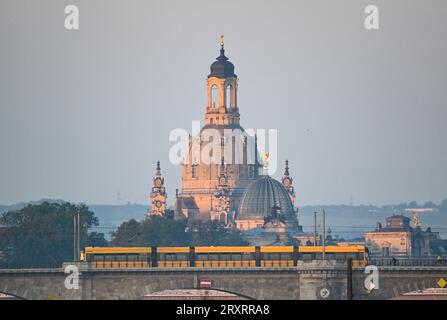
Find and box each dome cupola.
[208,35,237,79]
[237,176,295,221]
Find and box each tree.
[110,216,190,247]
[218,229,250,246]
[110,219,141,246]
[0,202,106,268]
[88,232,109,247]
[188,220,249,246]
[110,216,249,247]
[188,220,225,245]
[139,215,190,246]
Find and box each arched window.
[192,164,197,178]
[211,85,218,109]
[226,85,232,108]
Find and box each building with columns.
[365,214,447,258]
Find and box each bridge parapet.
[2,260,447,300]
[370,258,447,267]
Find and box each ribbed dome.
[237,176,294,221]
[208,48,236,78]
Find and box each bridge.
[1,260,446,300]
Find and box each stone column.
[297,260,348,300]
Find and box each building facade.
[365,214,447,258]
[148,39,304,241]
[174,39,261,222]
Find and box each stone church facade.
[148,39,303,240]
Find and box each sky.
[0,0,446,206]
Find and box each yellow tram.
[80,245,369,268]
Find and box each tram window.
[270,253,280,260]
[242,253,253,260]
[176,254,187,261]
[127,255,138,261]
[325,253,335,260]
[165,254,176,261]
[231,254,242,261]
[261,253,273,260]
[301,253,313,260]
[209,254,219,261]
[93,255,104,261]
[105,255,115,261]
[116,255,126,261]
[335,253,346,260]
[219,254,231,261]
[315,253,323,259]
[280,253,291,260]
[197,254,207,261]
[140,254,148,261]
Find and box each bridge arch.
[97,274,266,300]
[0,291,26,300]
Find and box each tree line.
[0,202,247,268]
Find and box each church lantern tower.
[176,36,261,221]
[148,161,167,217]
[205,35,240,127]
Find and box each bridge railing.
[370,258,447,267]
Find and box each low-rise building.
[365,214,447,258]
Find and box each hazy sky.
[1,0,446,206]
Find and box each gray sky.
[1,0,446,206]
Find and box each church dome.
[237,176,294,221]
[208,48,236,79]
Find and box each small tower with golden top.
[282,160,296,205]
[148,161,167,217]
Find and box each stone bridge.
[1,261,446,300]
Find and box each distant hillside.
[2,199,447,240]
[0,199,65,214]
[88,204,147,239]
